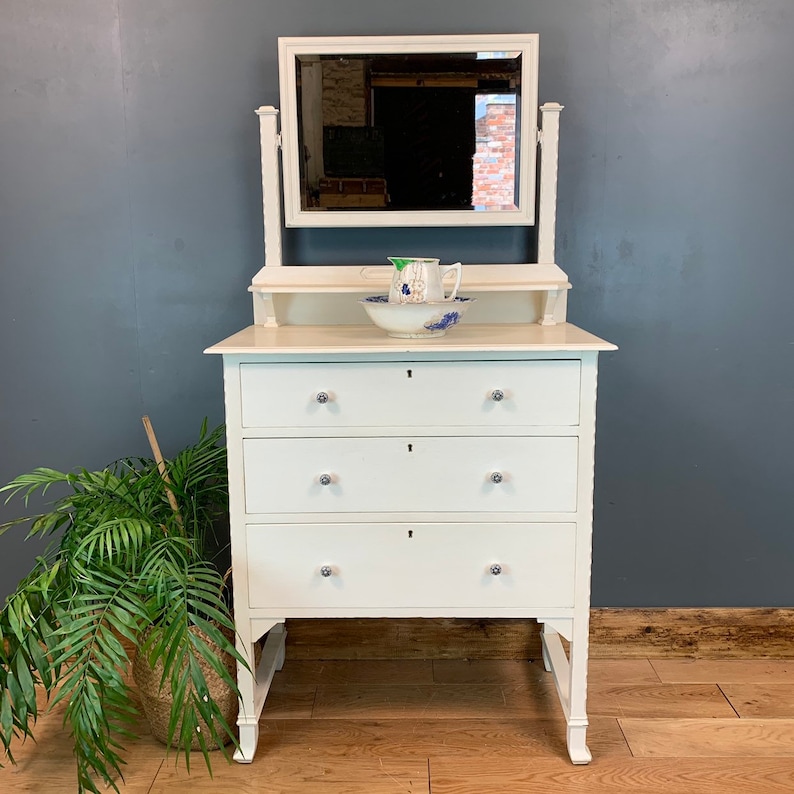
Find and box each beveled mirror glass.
[278,34,539,227]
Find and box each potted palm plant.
[0,418,244,793]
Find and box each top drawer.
[240,359,580,429]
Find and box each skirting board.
[282,609,794,660]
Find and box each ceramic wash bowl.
[358,296,475,338]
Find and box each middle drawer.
[243,436,578,514]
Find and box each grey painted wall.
[2,1,793,606]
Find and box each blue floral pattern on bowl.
[425,311,461,331]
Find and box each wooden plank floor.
[2,658,794,792]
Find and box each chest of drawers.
[207,322,614,765]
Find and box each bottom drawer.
[245,523,576,612]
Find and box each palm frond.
[0,558,66,762]
[139,552,243,769]
[49,568,149,793]
[0,467,71,504]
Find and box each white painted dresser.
[206,34,615,766]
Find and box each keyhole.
[408,443,413,452]
[407,369,412,378]
[408,530,413,538]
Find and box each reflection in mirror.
[295,52,522,213]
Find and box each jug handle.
[439,262,463,301]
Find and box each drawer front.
[240,360,580,429]
[243,436,577,514]
[245,523,576,610]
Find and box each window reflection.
[295,52,521,212]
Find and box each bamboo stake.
[141,415,183,529]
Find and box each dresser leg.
[233,633,261,763]
[567,610,592,765]
[234,722,260,763]
[567,723,592,764]
[232,619,286,763]
[540,618,592,764]
[541,625,553,672]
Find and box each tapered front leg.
[233,628,260,763]
[541,623,555,672]
[566,613,591,765]
[234,722,259,764]
[567,723,592,764]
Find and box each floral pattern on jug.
[388,257,463,304]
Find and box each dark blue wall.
[2,1,793,605]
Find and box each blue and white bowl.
[358,296,476,338]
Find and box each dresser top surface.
[205,323,616,355]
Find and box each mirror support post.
[537,102,563,265]
[253,106,284,326]
[256,106,283,267]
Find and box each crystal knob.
[320,565,333,577]
[491,389,505,402]
[315,392,330,404]
[490,472,503,484]
[490,564,502,576]
[318,473,332,486]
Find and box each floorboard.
[149,757,429,793]
[719,683,794,717]
[256,716,631,759]
[620,717,794,757]
[587,683,737,718]
[429,757,794,793]
[311,682,560,720]
[651,659,794,683]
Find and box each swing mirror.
[278,34,539,227]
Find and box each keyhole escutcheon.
[407,443,413,452]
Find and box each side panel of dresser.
[221,355,287,763]
[540,349,598,764]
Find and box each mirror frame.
[278,34,539,228]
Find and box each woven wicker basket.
[133,626,238,750]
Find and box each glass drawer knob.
[490,472,504,484]
[316,392,330,404]
[320,565,333,578]
[319,473,332,486]
[491,389,505,402]
[490,564,502,576]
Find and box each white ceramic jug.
[387,257,463,304]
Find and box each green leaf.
[25,634,52,691]
[1,690,14,749]
[5,672,28,727]
[14,651,37,711]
